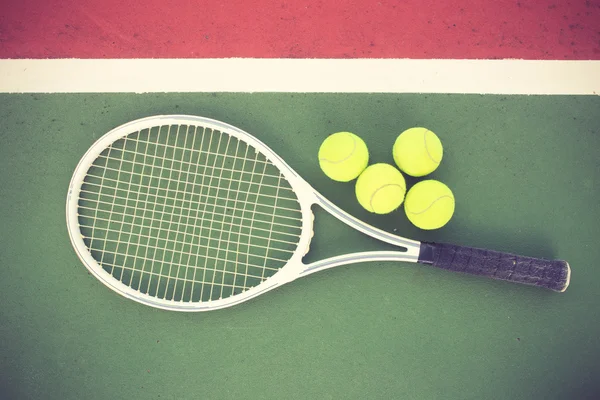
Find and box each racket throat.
[300,250,419,277]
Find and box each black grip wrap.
[418,242,571,292]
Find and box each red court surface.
[1,0,599,59]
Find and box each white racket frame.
[66,115,421,312]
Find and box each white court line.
[0,58,598,94]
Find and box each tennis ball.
[355,163,406,214]
[404,180,455,230]
[393,127,443,177]
[318,132,369,182]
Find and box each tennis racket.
[66,115,571,312]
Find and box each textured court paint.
[1,0,599,59]
[0,93,599,399]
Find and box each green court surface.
[1,93,599,399]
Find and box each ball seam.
[405,195,453,215]
[369,183,406,213]
[423,130,441,164]
[318,133,357,164]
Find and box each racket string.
[93,153,295,194]
[97,132,140,279]
[159,125,203,300]
[129,124,180,297]
[80,185,301,223]
[79,207,301,246]
[98,260,258,290]
[103,135,287,179]
[259,172,285,282]
[79,124,303,302]
[235,145,272,297]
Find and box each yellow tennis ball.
[393,127,443,177]
[355,163,406,214]
[404,180,455,230]
[318,132,369,182]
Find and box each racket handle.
[418,242,571,292]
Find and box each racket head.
[66,115,316,311]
